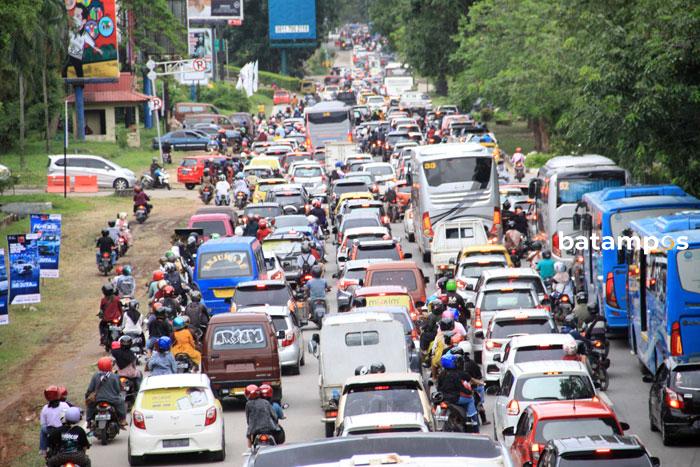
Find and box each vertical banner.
[7,234,41,305]
[0,249,7,325]
[31,214,62,278]
[188,28,214,80]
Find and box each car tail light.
[282,332,296,347]
[671,321,683,356]
[382,215,390,224]
[411,328,418,340]
[605,272,618,308]
[507,399,520,416]
[303,274,312,281]
[205,406,217,426]
[531,443,542,460]
[485,340,502,351]
[325,410,338,418]
[347,132,353,142]
[422,212,433,238]
[552,232,560,256]
[665,387,684,410]
[456,278,467,289]
[474,308,482,329]
[338,278,358,290]
[493,207,501,227]
[133,411,146,429]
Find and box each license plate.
[163,438,190,448]
[212,288,234,299]
[435,415,448,422]
[177,363,188,368]
[95,414,111,421]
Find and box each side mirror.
[642,374,654,383]
[528,179,540,199]
[502,426,515,437]
[308,340,319,357]
[493,354,501,363]
[620,422,630,431]
[650,457,660,467]
[523,463,533,467]
[581,213,592,231]
[358,279,364,287]
[449,257,456,265]
[430,392,443,404]
[277,330,286,339]
[474,330,484,340]
[572,213,581,230]
[332,272,339,279]
[337,254,347,263]
[466,302,475,311]
[331,226,337,234]
[312,333,320,344]
[423,275,430,284]
[594,380,601,389]
[465,283,474,291]
[403,252,413,259]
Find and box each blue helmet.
[441,353,458,370]
[173,317,186,330]
[335,161,343,168]
[447,307,460,320]
[236,172,245,179]
[157,336,172,351]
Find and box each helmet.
[445,279,457,293]
[157,279,168,290]
[311,264,322,278]
[564,341,578,356]
[101,229,109,237]
[64,407,81,424]
[219,174,226,181]
[458,340,473,357]
[335,161,343,168]
[159,256,168,265]
[153,302,166,318]
[97,357,113,372]
[173,317,186,330]
[44,385,60,402]
[164,263,176,273]
[236,172,245,179]
[122,265,132,276]
[187,234,197,245]
[235,226,244,236]
[115,265,123,276]
[242,140,249,147]
[191,290,202,302]
[370,362,386,374]
[259,384,273,399]
[554,261,566,273]
[354,365,370,376]
[108,220,116,228]
[564,313,577,329]
[119,335,133,348]
[259,219,268,229]
[152,157,158,162]
[152,270,165,281]
[430,300,446,316]
[301,242,311,254]
[58,386,68,401]
[436,276,448,292]
[211,233,221,240]
[157,336,172,351]
[102,283,115,296]
[163,285,175,297]
[439,317,455,331]
[203,168,210,176]
[440,353,459,370]
[245,384,260,399]
[111,341,121,350]
[165,251,176,261]
[502,200,511,211]
[312,199,321,208]
[451,334,464,345]
[118,212,127,220]
[306,214,318,225]
[542,250,552,259]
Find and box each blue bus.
[626,212,700,375]
[194,237,267,315]
[578,185,700,330]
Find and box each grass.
[491,120,536,156]
[525,152,556,168]
[249,92,274,116]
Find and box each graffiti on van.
[212,325,267,349]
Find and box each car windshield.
[294,167,322,177]
[458,263,506,278]
[270,316,289,332]
[367,165,394,176]
[489,277,545,296]
[346,174,374,185]
[344,386,423,417]
[514,345,566,363]
[191,221,228,237]
[234,286,289,307]
[422,156,491,188]
[481,290,536,311]
[514,375,595,401]
[198,251,252,279]
[140,387,210,411]
[263,240,301,256]
[344,268,368,281]
[491,318,555,339]
[258,183,284,192]
[245,206,282,219]
[535,417,621,444]
[673,364,700,390]
[334,183,370,196]
[368,270,417,291]
[274,216,308,229]
[275,194,303,206]
[246,168,273,177]
[344,218,380,231]
[387,134,411,145]
[356,245,400,261]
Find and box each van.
[300,79,317,94]
[363,261,429,306]
[194,237,267,315]
[173,102,220,123]
[430,218,488,277]
[47,154,137,190]
[177,154,227,189]
[202,312,282,401]
[187,213,236,240]
[308,312,409,437]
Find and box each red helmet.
[242,140,249,147]
[111,341,121,350]
[244,384,260,399]
[153,270,165,281]
[312,199,321,208]
[58,386,68,401]
[259,219,268,229]
[163,285,175,297]
[115,265,123,275]
[44,385,60,402]
[515,147,522,152]
[259,384,273,399]
[97,357,113,372]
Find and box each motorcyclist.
[243,214,259,237]
[304,264,328,301]
[98,284,122,346]
[159,284,182,318]
[260,384,285,421]
[511,206,529,236]
[437,352,479,432]
[256,219,273,242]
[121,299,145,349]
[215,173,231,204]
[184,290,209,341]
[39,386,70,457]
[430,317,457,379]
[95,229,116,266]
[309,199,327,230]
[46,406,91,467]
[297,241,317,276]
[330,161,345,181]
[216,128,227,152]
[146,336,178,375]
[132,185,152,213]
[163,263,186,305]
[552,261,574,298]
[536,250,556,281]
[149,157,162,181]
[171,317,202,369]
[199,168,215,196]
[444,279,469,325]
[146,303,172,352]
[115,212,132,246]
[85,357,127,429]
[233,172,250,199]
[114,265,136,298]
[111,338,142,390]
[384,182,398,221]
[147,270,165,301]
[458,342,490,425]
[420,300,445,362]
[244,384,281,448]
[511,147,526,166]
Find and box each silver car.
[240,305,305,374]
[47,154,136,189]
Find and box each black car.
[648,357,700,445]
[538,435,660,467]
[268,188,309,215]
[243,202,283,220]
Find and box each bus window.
[677,249,700,293]
[556,172,626,207]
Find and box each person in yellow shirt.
[171,317,201,367]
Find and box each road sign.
[146,59,156,70]
[192,59,206,72]
[150,96,163,111]
[147,70,157,81]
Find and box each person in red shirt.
[256,219,272,242]
[99,283,123,346]
[132,185,152,213]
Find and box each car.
[384,131,413,154]
[338,412,429,436]
[289,163,325,193]
[187,213,236,240]
[365,95,386,112]
[403,205,416,242]
[351,286,419,322]
[177,154,228,189]
[474,268,548,307]
[247,155,283,172]
[335,199,389,229]
[363,260,429,307]
[493,360,599,445]
[11,259,35,275]
[482,308,557,383]
[273,215,309,231]
[268,187,310,215]
[538,435,660,467]
[648,357,700,445]
[47,154,137,190]
[348,238,410,262]
[330,180,372,210]
[273,89,291,105]
[455,254,510,298]
[265,145,293,158]
[152,129,214,151]
[173,102,220,123]
[333,192,376,218]
[243,202,284,221]
[127,373,225,465]
[262,249,285,282]
[333,372,433,436]
[498,333,578,383]
[334,258,389,311]
[504,400,629,466]
[337,213,384,245]
[251,177,287,204]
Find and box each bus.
[384,63,413,97]
[577,185,700,330]
[305,101,352,150]
[626,212,700,375]
[409,143,500,263]
[529,155,628,264]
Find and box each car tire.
[649,414,658,432]
[185,183,195,190]
[661,422,675,446]
[289,362,301,375]
[408,232,415,242]
[300,352,306,367]
[128,452,145,466]
[209,432,226,462]
[113,178,129,190]
[325,422,334,438]
[422,251,431,263]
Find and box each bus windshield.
[557,171,625,206]
[422,157,492,188]
[306,109,351,148]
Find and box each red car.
[273,90,291,105]
[504,400,629,466]
[177,154,227,189]
[187,213,236,240]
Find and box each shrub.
[226,66,301,92]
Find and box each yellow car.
[334,192,375,216]
[252,177,287,204]
[454,244,513,268]
[247,156,282,172]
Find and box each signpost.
[268,0,317,75]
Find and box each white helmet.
[118,212,128,220]
[234,226,244,236]
[456,340,473,358]
[554,261,567,273]
[307,214,318,225]
[564,341,578,356]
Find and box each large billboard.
[63,0,119,82]
[188,0,243,22]
[269,0,317,42]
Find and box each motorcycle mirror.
[620,422,630,431]
[642,374,654,383]
[403,252,412,259]
[312,333,320,344]
[502,426,515,437]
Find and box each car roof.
[344,199,383,206]
[189,213,231,221]
[481,267,539,279]
[512,359,588,377]
[529,400,616,419]
[550,435,645,455]
[323,312,395,326]
[413,143,488,160]
[197,236,257,252]
[344,258,392,269]
[208,311,271,325]
[353,306,411,316]
[140,373,211,391]
[49,154,108,161]
[481,281,536,292]
[460,244,508,254]
[363,162,392,168]
[459,255,508,265]
[355,285,409,296]
[236,280,287,289]
[353,239,397,248]
[509,333,575,349]
[491,308,551,320]
[344,372,423,386]
[238,305,291,317]
[365,260,420,271]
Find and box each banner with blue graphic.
[30,214,62,278]
[7,234,41,305]
[0,248,8,325]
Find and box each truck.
[324,141,359,174]
[430,218,488,277]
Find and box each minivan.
[174,102,220,123]
[363,261,428,306]
[202,312,282,401]
[47,155,137,190]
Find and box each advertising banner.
[188,0,243,22]
[269,0,317,42]
[63,0,120,82]
[188,28,214,80]
[7,234,41,305]
[30,214,62,278]
[0,249,7,325]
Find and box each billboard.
[30,214,62,278]
[187,28,214,80]
[7,234,41,305]
[188,0,243,22]
[269,0,317,41]
[0,249,7,325]
[63,0,119,82]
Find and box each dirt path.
[0,195,199,465]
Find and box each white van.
[529,155,628,264]
[430,217,488,277]
[308,312,409,437]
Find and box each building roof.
[66,73,150,104]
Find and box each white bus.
[410,143,501,262]
[384,63,414,97]
[305,101,353,150]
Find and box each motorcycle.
[134,205,148,224]
[550,289,573,322]
[98,252,113,276]
[310,298,327,329]
[252,433,277,453]
[431,392,479,433]
[101,318,122,352]
[175,353,197,373]
[215,191,230,206]
[123,332,145,361]
[235,191,248,209]
[589,343,610,391]
[140,170,171,190]
[201,186,213,205]
[293,288,310,326]
[514,162,525,182]
[93,401,120,445]
[117,235,128,258]
[119,376,138,410]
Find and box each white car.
[455,254,509,294]
[48,154,137,190]
[481,308,557,383]
[338,412,430,436]
[365,95,386,112]
[493,360,598,445]
[361,162,396,194]
[403,205,415,242]
[290,163,326,194]
[128,374,225,465]
[497,333,577,383]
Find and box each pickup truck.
[324,142,359,175]
[430,217,488,278]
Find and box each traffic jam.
[42,24,700,467]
